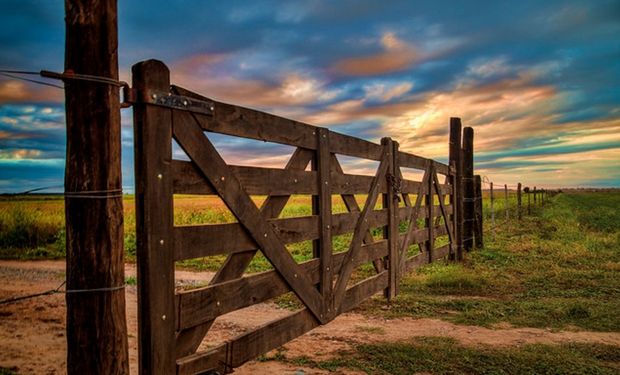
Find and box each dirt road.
[2,260,619,374]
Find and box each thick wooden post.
[473,175,483,248]
[449,118,463,261]
[517,183,522,220]
[132,60,176,375]
[504,184,509,220]
[462,127,474,252]
[64,1,129,373]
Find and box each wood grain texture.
[172,111,325,322]
[174,147,313,357]
[65,2,129,373]
[132,60,176,375]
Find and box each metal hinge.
[123,87,214,115]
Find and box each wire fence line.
[464,175,553,246]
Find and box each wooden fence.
[131,60,473,374]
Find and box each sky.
[1,0,619,193]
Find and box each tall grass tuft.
[0,204,64,252]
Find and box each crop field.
[1,191,619,374]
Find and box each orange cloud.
[170,54,340,109]
[332,32,419,76]
[0,80,64,103]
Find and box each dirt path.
[2,260,619,374]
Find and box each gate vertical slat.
[387,139,399,299]
[426,162,435,262]
[316,128,334,318]
[132,60,176,375]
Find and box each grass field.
[1,190,619,373]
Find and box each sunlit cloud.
[1,0,619,190]
[332,32,419,76]
[0,79,63,103]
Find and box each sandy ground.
[2,260,620,374]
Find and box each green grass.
[300,337,620,374]
[359,191,620,331]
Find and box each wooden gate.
[132,60,462,374]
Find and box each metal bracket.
[148,90,214,115]
[129,89,214,115]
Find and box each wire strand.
[0,72,64,89]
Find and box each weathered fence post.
[473,175,483,248]
[517,183,522,220]
[64,1,129,373]
[504,184,509,220]
[462,127,474,252]
[132,60,176,375]
[534,186,537,206]
[449,118,463,260]
[527,187,531,215]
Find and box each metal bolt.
[312,131,316,135]
[161,315,166,321]
[210,106,214,111]
[183,100,188,106]
[294,179,298,183]
[326,266,330,271]
[264,233,268,238]
[326,225,330,229]
[220,176,225,181]
[216,301,221,306]
[159,239,164,245]
[294,273,298,278]
[323,134,326,138]
[157,173,163,179]
[151,93,158,100]
[325,181,328,185]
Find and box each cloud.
[363,81,413,102]
[331,32,419,76]
[0,79,64,103]
[170,52,342,109]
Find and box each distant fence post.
[517,183,522,220]
[527,187,531,215]
[533,186,537,206]
[490,182,495,239]
[449,118,463,261]
[504,184,508,220]
[462,127,474,252]
[473,175,483,248]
